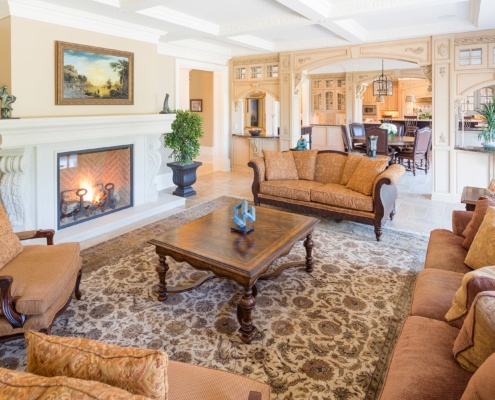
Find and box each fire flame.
[79,179,100,203]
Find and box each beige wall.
[157,54,176,112]
[9,17,158,117]
[0,17,12,89]
[190,69,214,147]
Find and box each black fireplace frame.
[57,144,134,230]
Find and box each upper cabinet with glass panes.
[455,44,489,70]
[311,75,346,112]
[234,63,279,80]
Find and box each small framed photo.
[488,178,495,193]
[190,99,202,112]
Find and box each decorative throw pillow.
[464,207,495,270]
[26,331,168,400]
[462,197,495,250]
[460,352,495,400]
[314,153,348,184]
[445,266,495,328]
[263,150,299,181]
[291,150,318,181]
[0,367,147,399]
[345,157,389,196]
[0,203,23,269]
[340,153,365,185]
[453,291,495,372]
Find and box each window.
[235,67,246,80]
[250,66,262,79]
[459,48,482,66]
[480,87,494,105]
[266,65,278,78]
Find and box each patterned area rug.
[0,196,428,400]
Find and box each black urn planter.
[167,161,202,197]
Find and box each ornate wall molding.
[406,47,424,54]
[356,84,367,100]
[454,35,495,45]
[298,57,311,65]
[437,43,448,57]
[421,65,432,92]
[439,67,446,78]
[145,136,161,203]
[0,155,27,227]
[233,55,279,66]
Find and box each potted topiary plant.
[477,95,495,148]
[164,109,204,197]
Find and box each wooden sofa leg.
[390,208,396,220]
[74,269,82,300]
[374,223,382,241]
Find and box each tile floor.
[81,164,466,249]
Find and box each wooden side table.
[461,186,493,211]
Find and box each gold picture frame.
[56,41,134,105]
[190,99,202,112]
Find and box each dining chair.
[382,115,393,123]
[395,127,432,175]
[341,125,365,153]
[403,115,418,136]
[349,122,367,152]
[365,127,395,163]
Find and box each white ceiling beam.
[319,19,367,43]
[220,14,311,36]
[118,0,163,11]
[475,0,495,29]
[137,5,220,35]
[274,0,331,20]
[227,35,275,52]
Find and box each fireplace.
[57,145,133,229]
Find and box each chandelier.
[373,60,393,97]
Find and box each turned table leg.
[304,233,314,272]
[155,254,170,301]
[237,285,257,344]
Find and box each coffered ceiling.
[2,0,495,61]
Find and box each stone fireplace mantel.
[0,114,184,243]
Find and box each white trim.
[7,0,166,43]
[0,0,10,19]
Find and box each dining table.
[352,135,415,147]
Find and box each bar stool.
[404,115,418,136]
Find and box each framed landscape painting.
[56,41,134,105]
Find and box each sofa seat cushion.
[0,243,81,315]
[168,360,271,400]
[310,183,373,212]
[411,268,463,323]
[379,316,473,400]
[425,229,471,274]
[260,180,323,202]
[461,352,495,400]
[0,367,148,399]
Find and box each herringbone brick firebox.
[57,145,133,229]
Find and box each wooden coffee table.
[148,205,319,344]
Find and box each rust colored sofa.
[379,210,495,399]
[248,150,405,241]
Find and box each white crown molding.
[6,0,166,43]
[138,5,219,35]
[158,41,231,66]
[0,0,9,19]
[274,36,349,52]
[275,0,331,20]
[220,14,310,36]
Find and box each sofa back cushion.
[340,153,365,185]
[0,203,23,269]
[346,156,389,196]
[462,197,495,250]
[445,266,495,328]
[453,291,495,372]
[292,149,318,180]
[26,331,168,400]
[263,150,299,181]
[464,207,495,270]
[461,352,495,400]
[0,367,147,399]
[314,152,347,184]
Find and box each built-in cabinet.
[234,63,279,81]
[231,136,279,171]
[311,126,345,151]
[311,76,346,112]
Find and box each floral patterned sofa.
[248,150,405,241]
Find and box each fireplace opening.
[57,145,133,229]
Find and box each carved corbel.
[0,155,26,227]
[356,84,367,100]
[294,73,308,95]
[421,65,432,92]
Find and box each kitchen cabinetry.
[231,135,279,171]
[311,77,346,112]
[380,82,399,111]
[311,126,345,151]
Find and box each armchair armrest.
[15,229,55,245]
[452,210,474,237]
[0,276,26,327]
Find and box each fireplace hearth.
[58,145,133,229]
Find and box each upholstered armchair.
[0,204,82,341]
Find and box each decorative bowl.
[248,129,262,136]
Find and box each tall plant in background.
[477,95,495,144]
[165,109,204,165]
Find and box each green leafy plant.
[164,109,204,165]
[477,95,495,143]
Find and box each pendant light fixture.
[372,60,393,97]
[405,78,416,103]
[375,95,385,103]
